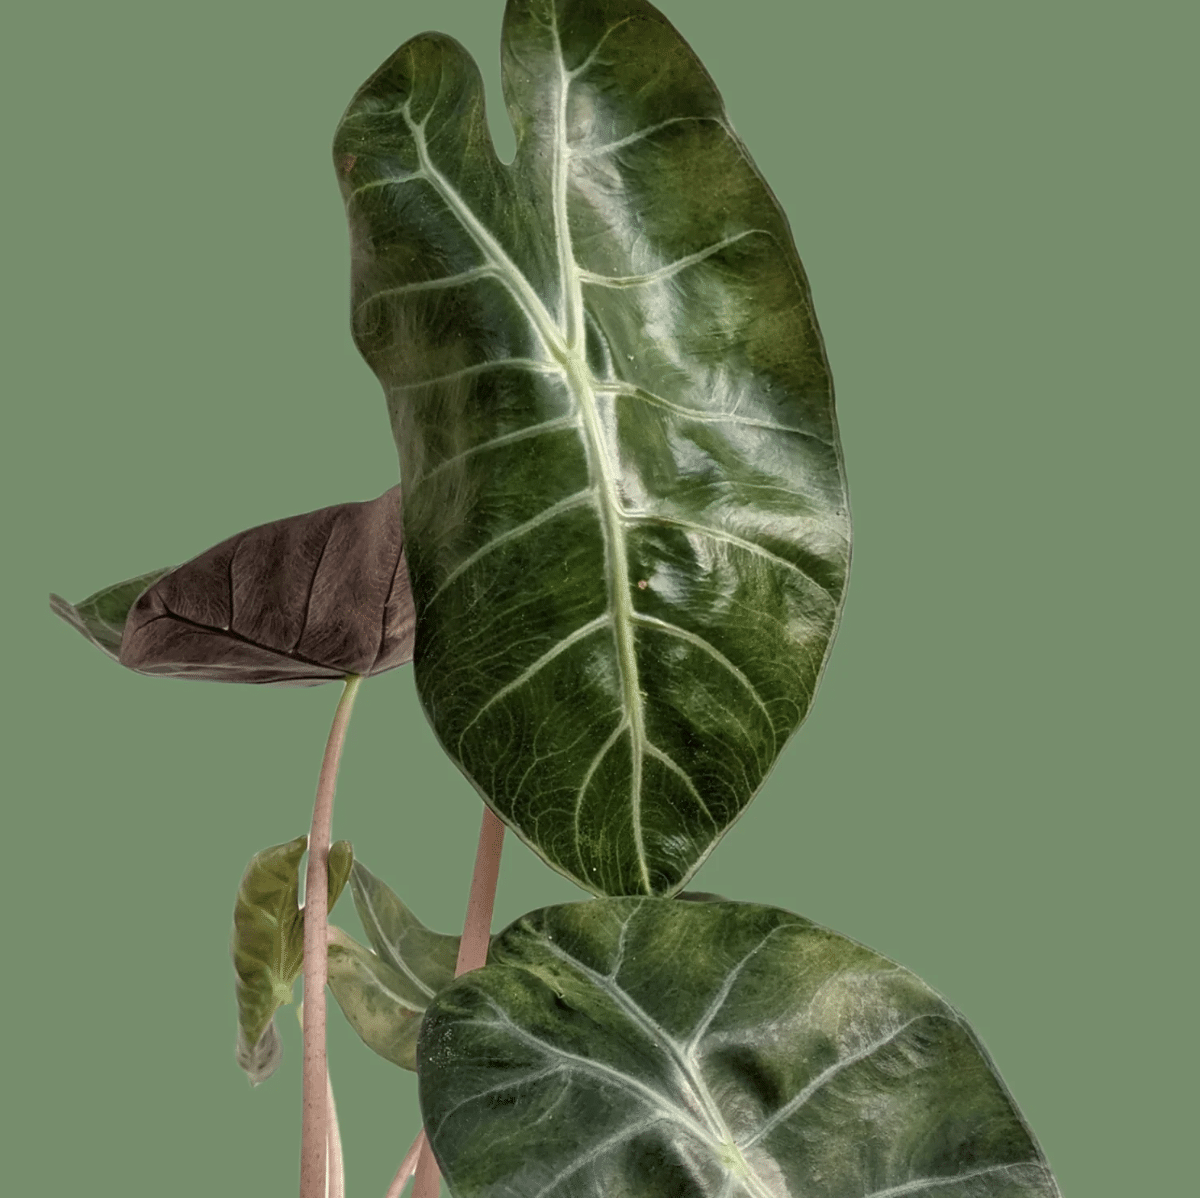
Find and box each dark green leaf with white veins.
[335,0,850,896]
[326,861,463,1070]
[230,836,353,1084]
[418,900,1060,1198]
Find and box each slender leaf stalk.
[411,805,507,1198]
[454,805,506,976]
[326,1070,345,1198]
[301,674,363,1198]
[384,1132,426,1198]
[411,1142,440,1198]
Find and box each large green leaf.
[325,861,463,1070]
[418,900,1060,1198]
[335,0,850,895]
[230,836,353,1084]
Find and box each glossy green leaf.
[418,899,1060,1198]
[49,568,174,660]
[335,0,850,896]
[325,861,463,1070]
[230,837,353,1085]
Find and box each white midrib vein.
[402,22,654,891]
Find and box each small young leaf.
[348,860,460,1001]
[120,487,412,685]
[327,926,427,1070]
[230,835,354,1085]
[328,841,354,910]
[236,1018,283,1088]
[418,899,1061,1198]
[49,567,174,659]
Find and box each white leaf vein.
[390,358,562,394]
[632,514,837,603]
[570,115,729,161]
[354,265,499,317]
[411,415,578,492]
[632,613,774,734]
[577,230,767,289]
[741,1013,952,1150]
[429,489,594,605]
[353,887,436,999]
[457,614,609,751]
[593,382,834,445]
[864,1161,1049,1198]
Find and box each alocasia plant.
[49,2,1061,1196]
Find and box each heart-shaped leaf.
[50,567,174,659]
[418,899,1060,1198]
[325,861,463,1070]
[119,487,413,685]
[335,0,850,895]
[231,836,353,1084]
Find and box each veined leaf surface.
[121,488,413,686]
[49,567,174,660]
[418,900,1060,1198]
[326,861,463,1070]
[335,0,850,895]
[348,860,461,998]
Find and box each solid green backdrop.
[4,1,1193,1195]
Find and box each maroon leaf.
[120,487,413,685]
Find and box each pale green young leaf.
[230,836,353,1085]
[349,860,460,1002]
[327,926,427,1070]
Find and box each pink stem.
[326,1070,345,1198]
[411,1140,440,1198]
[410,805,507,1198]
[383,1132,426,1198]
[300,674,363,1198]
[454,805,506,976]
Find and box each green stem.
[411,805,507,1198]
[300,674,363,1198]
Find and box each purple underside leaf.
[52,486,415,686]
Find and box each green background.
[4,1,1193,1194]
